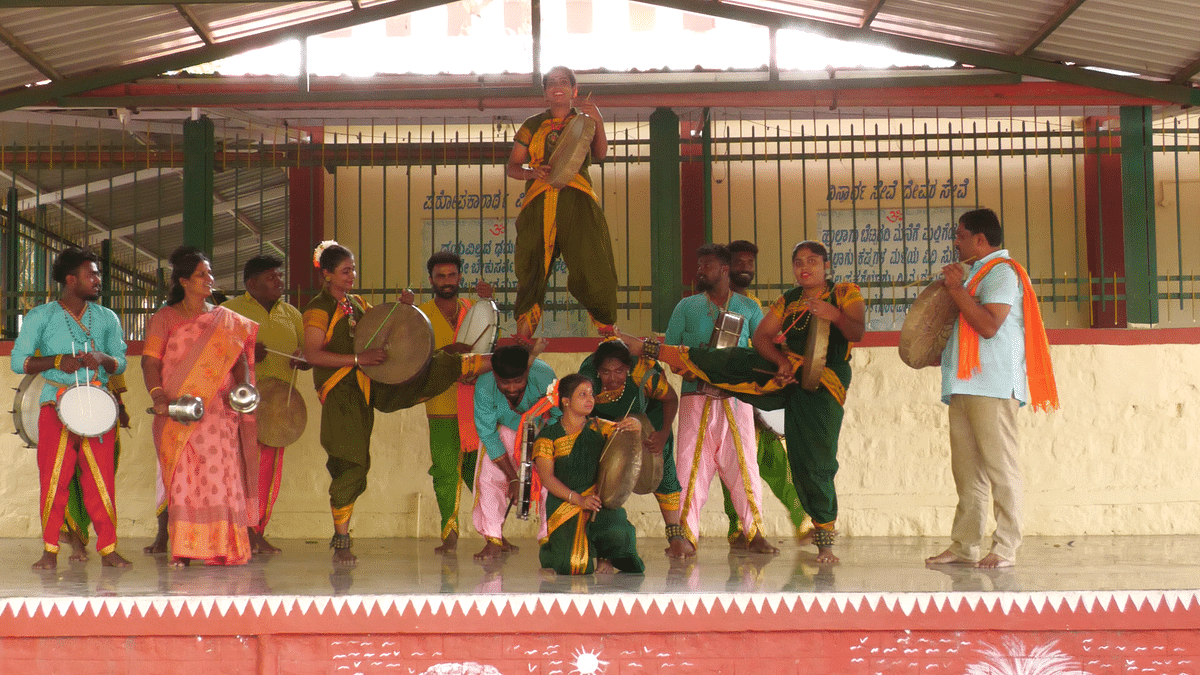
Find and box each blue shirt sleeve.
[664,299,686,345]
[96,305,128,376]
[9,304,47,374]
[977,264,1020,308]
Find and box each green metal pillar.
[183,117,215,256]
[4,187,19,337]
[1119,106,1157,324]
[100,238,113,308]
[649,107,683,332]
[701,107,713,244]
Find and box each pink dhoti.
[471,426,547,542]
[675,393,765,547]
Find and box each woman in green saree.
[534,374,645,575]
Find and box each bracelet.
[149,386,165,397]
[567,491,575,505]
[54,354,63,370]
[642,337,661,360]
[354,354,359,366]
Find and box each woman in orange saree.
[144,246,260,566]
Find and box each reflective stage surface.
[3,534,1197,599]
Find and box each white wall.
[2,342,1196,542]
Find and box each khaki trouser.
[947,394,1022,562]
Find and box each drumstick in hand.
[263,347,309,363]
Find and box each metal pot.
[229,382,259,414]
[167,395,204,422]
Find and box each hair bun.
[170,245,203,267]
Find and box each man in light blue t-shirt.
[664,244,775,555]
[926,208,1027,570]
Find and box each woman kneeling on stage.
[534,374,645,575]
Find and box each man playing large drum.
[11,247,131,569]
[303,242,492,565]
[222,254,310,555]
[924,208,1058,569]
[505,65,619,342]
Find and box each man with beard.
[721,240,813,548]
[222,254,310,554]
[11,247,131,569]
[662,244,775,554]
[408,251,493,554]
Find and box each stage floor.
[3,534,1198,598]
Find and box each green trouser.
[540,499,645,576]
[323,351,463,508]
[722,428,808,537]
[685,346,847,525]
[426,417,477,540]
[64,432,121,546]
[513,188,619,327]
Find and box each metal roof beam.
[176,4,217,47]
[0,22,63,81]
[1016,0,1088,56]
[1170,53,1200,85]
[860,0,886,29]
[0,0,456,113]
[637,0,1200,106]
[17,167,181,211]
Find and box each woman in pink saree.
[143,246,260,566]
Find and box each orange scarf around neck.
[956,257,1059,412]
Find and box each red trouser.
[255,443,284,534]
[37,405,118,554]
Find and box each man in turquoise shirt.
[664,243,775,555]
[471,344,559,560]
[10,247,130,570]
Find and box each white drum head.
[57,385,118,438]
[756,408,786,438]
[455,299,500,353]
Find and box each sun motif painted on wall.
[964,637,1086,675]
[569,646,608,675]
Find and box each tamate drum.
[546,114,597,189]
[630,413,662,495]
[256,378,307,447]
[355,302,435,385]
[57,384,118,438]
[898,279,960,369]
[11,373,48,447]
[596,424,642,509]
[800,317,830,391]
[455,299,500,353]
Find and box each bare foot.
[32,551,57,570]
[248,528,282,555]
[144,511,169,554]
[728,531,748,551]
[975,553,1014,569]
[925,548,973,565]
[747,533,779,555]
[474,540,505,560]
[665,538,696,559]
[62,529,89,562]
[434,530,458,555]
[795,521,815,546]
[815,547,839,564]
[332,548,357,566]
[170,557,191,568]
[500,537,520,554]
[595,559,616,574]
[101,551,132,568]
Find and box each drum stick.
[287,366,298,407]
[901,256,977,289]
[263,347,308,363]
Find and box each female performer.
[535,373,645,575]
[303,241,489,565]
[144,246,260,566]
[622,241,865,563]
[577,340,691,558]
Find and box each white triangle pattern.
[1,590,1196,620]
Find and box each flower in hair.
[545,379,560,408]
[313,240,339,269]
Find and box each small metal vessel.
[229,383,259,414]
[167,395,205,422]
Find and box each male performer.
[10,247,131,569]
[505,65,619,341]
[721,240,813,547]
[925,208,1058,569]
[61,374,130,561]
[222,254,309,554]
[411,251,492,554]
[664,243,775,554]
[472,344,558,560]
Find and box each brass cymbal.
[256,378,307,447]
